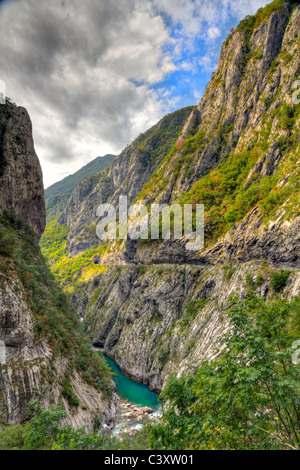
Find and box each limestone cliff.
[57,2,299,266]
[76,262,300,392]
[0,270,116,430]
[0,102,116,431]
[0,103,46,239]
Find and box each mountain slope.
[47,106,194,258]
[128,0,300,265]
[45,154,115,219]
[45,154,115,201]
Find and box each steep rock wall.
[76,262,300,392]
[0,269,116,431]
[0,104,45,239]
[0,103,116,431]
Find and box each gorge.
[42,0,300,394]
[0,0,299,451]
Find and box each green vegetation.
[40,214,69,262]
[40,215,107,291]
[0,210,113,396]
[222,265,236,281]
[137,47,299,248]
[237,1,286,34]
[42,108,195,288]
[246,274,256,290]
[270,270,291,292]
[149,294,300,450]
[180,299,207,328]
[157,346,170,365]
[11,0,298,451]
[45,155,115,219]
[255,273,265,287]
[0,400,150,450]
[137,107,194,170]
[233,0,298,78]
[224,0,294,48]
[2,295,298,450]
[0,401,106,450]
[179,100,300,242]
[48,244,107,291]
[138,131,204,201]
[61,379,80,408]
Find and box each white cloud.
[152,0,270,75]
[222,0,271,19]
[207,26,221,39]
[153,0,219,37]
[198,54,215,72]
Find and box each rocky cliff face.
[43,2,300,392]
[0,103,46,239]
[75,261,300,392]
[127,209,300,268]
[0,277,117,430]
[0,102,116,431]
[0,268,116,430]
[58,106,193,256]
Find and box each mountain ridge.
[45,154,116,200]
[45,154,116,220]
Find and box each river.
[103,355,161,411]
[92,347,161,411]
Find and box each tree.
[0,400,108,450]
[150,294,300,450]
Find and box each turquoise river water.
[102,354,161,411]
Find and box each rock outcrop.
[125,209,300,268]
[0,270,117,431]
[0,104,46,239]
[0,102,116,431]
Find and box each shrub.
[246,274,256,290]
[158,346,170,365]
[0,423,29,450]
[0,227,16,257]
[223,265,236,281]
[255,274,265,287]
[0,401,112,450]
[270,270,291,292]
[150,294,300,450]
[61,379,80,407]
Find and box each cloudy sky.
[0,0,270,188]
